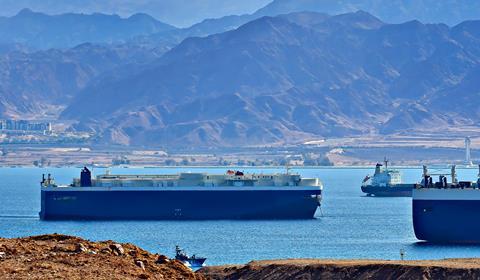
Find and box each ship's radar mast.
[451,165,457,184]
[422,165,429,177]
[465,137,473,166]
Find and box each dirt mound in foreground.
[199,259,480,280]
[0,234,205,280]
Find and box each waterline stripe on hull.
[42,186,322,192]
[361,185,413,197]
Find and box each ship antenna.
[451,165,457,184]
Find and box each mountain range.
[0,8,175,49]
[3,0,480,50]
[60,11,480,146]
[256,0,480,26]
[128,0,480,50]
[3,0,478,28]
[0,0,271,28]
[1,2,480,147]
[0,43,163,119]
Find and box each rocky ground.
[198,259,480,280]
[4,234,480,279]
[0,234,205,280]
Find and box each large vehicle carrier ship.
[413,165,480,243]
[39,168,323,220]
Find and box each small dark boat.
[175,246,206,268]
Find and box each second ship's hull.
[40,186,321,220]
[361,184,413,197]
[413,188,480,243]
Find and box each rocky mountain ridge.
[60,12,480,147]
[0,9,175,49]
[256,0,480,26]
[128,0,480,49]
[1,5,480,147]
[0,43,164,119]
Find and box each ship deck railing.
[415,182,479,189]
[96,174,179,180]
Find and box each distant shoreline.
[0,165,477,169]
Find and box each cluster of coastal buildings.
[0,119,93,145]
[0,119,52,134]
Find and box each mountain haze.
[129,0,480,53]
[256,0,480,26]
[0,0,272,28]
[0,9,175,49]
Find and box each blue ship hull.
[40,187,321,220]
[361,184,413,197]
[413,197,480,243]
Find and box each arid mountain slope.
[0,44,163,119]
[61,12,480,147]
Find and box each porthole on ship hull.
[423,207,432,213]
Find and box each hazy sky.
[0,0,273,27]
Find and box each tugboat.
[361,159,414,197]
[175,246,206,268]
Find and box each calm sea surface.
[1,166,480,265]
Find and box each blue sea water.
[1,166,480,265]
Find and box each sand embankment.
[199,259,480,279]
